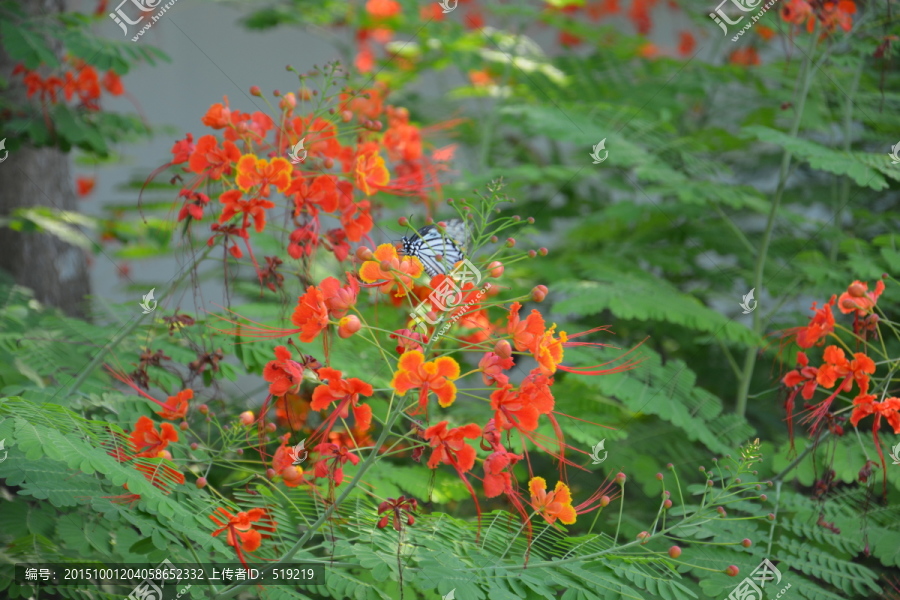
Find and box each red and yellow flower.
[390,350,460,411]
[422,421,481,472]
[528,477,577,525]
[359,244,424,298]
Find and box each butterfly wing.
[402,220,468,276]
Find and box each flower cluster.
[13,59,124,110]
[781,277,898,495]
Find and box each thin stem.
[735,30,819,417]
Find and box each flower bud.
[527,217,535,224]
[179,421,189,431]
[279,93,297,110]
[528,249,537,258]
[531,285,549,303]
[338,315,362,338]
[380,260,393,272]
[398,216,409,227]
[356,246,375,261]
[159,450,172,460]
[505,237,516,248]
[656,472,663,481]
[323,157,334,169]
[196,477,207,489]
[663,499,673,509]
[668,546,681,559]
[767,513,775,521]
[282,466,303,482]
[666,463,674,470]
[236,448,244,455]
[848,282,866,297]
[190,442,199,450]
[198,404,209,415]
[599,495,610,507]
[741,539,752,548]
[717,506,727,517]
[487,261,504,278]
[341,110,353,122]
[250,85,262,96]
[273,89,281,96]
[265,422,277,433]
[490,236,498,243]
[538,247,548,256]
[615,472,626,485]
[495,339,513,359]
[637,531,650,543]
[266,468,277,479]
[512,215,521,222]
[725,566,739,577]
[760,494,767,501]
[299,89,313,101]
[239,411,255,426]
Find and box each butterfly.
[400,219,469,277]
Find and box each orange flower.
[355,149,390,196]
[272,436,306,487]
[202,98,234,129]
[490,371,555,432]
[756,25,776,40]
[422,421,482,472]
[311,367,374,431]
[359,243,424,298]
[390,350,460,411]
[235,154,293,197]
[158,389,192,420]
[479,352,515,387]
[815,346,875,393]
[218,190,275,233]
[528,477,577,525]
[782,352,819,400]
[189,135,241,180]
[366,0,401,18]
[102,70,124,96]
[729,47,760,66]
[291,286,330,343]
[469,70,495,87]
[129,416,178,458]
[210,507,273,554]
[508,302,545,353]
[837,280,884,316]
[263,346,305,397]
[534,325,568,376]
[289,174,340,215]
[383,122,422,162]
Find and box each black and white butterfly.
[400,219,469,277]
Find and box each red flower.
[837,280,884,316]
[483,450,521,498]
[377,496,418,531]
[202,99,234,129]
[76,176,95,197]
[366,0,401,18]
[263,346,305,397]
[313,442,360,486]
[218,190,276,233]
[188,135,241,180]
[210,507,275,563]
[291,286,330,343]
[158,389,192,420]
[508,302,546,354]
[311,367,374,431]
[102,70,124,96]
[170,133,195,165]
[177,189,211,222]
[782,352,819,400]
[319,276,359,319]
[423,421,482,472]
[289,174,340,216]
[850,395,900,433]
[389,329,427,354]
[129,416,178,458]
[479,352,515,387]
[795,297,836,348]
[678,31,696,56]
[490,371,555,433]
[272,436,307,487]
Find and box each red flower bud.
[377,516,389,529]
[668,546,681,559]
[239,411,255,426]
[615,472,627,485]
[599,495,610,507]
[725,565,740,577]
[528,249,537,258]
[495,339,512,359]
[741,539,752,548]
[179,421,189,431]
[848,282,866,297]
[356,246,375,261]
[380,260,393,272]
[505,237,516,248]
[190,442,199,450]
[342,110,353,122]
[538,247,548,256]
[198,404,209,415]
[196,477,207,489]
[398,216,409,227]
[487,261,504,278]
[265,422,277,433]
[531,285,549,302]
[663,499,673,509]
[250,85,262,96]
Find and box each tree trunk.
[0,0,91,319]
